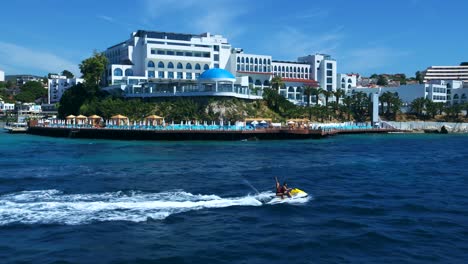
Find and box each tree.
[303,86,315,107]
[14,81,47,103]
[62,70,75,79]
[410,97,428,117]
[322,90,333,106]
[377,75,388,86]
[271,76,284,93]
[334,89,345,104]
[415,71,424,84]
[79,51,108,86]
[370,74,378,79]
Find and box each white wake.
[0,189,264,225]
[0,190,310,225]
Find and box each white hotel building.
[423,65,468,84]
[0,69,4,82]
[103,30,334,104]
[48,75,84,104]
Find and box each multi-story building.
[5,74,43,87]
[298,54,337,92]
[48,75,84,104]
[0,70,4,82]
[338,73,358,94]
[423,64,468,84]
[103,30,330,104]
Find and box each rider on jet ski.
[275,177,292,199]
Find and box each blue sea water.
[0,131,467,264]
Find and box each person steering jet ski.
[275,177,292,199]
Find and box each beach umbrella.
[260,120,267,124]
[251,120,259,125]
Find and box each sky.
[0,0,467,78]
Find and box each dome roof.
[199,68,235,81]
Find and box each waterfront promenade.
[27,120,398,141]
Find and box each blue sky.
[0,0,467,78]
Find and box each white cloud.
[97,15,115,22]
[264,26,344,60]
[340,47,410,75]
[0,41,80,76]
[141,0,246,37]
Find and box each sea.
[0,130,467,264]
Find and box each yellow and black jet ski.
[267,188,308,204]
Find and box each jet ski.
[267,188,308,204]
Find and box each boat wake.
[0,189,310,225]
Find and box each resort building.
[298,54,337,91]
[0,98,15,113]
[48,75,84,104]
[338,73,358,94]
[102,30,328,104]
[5,74,43,87]
[423,64,468,84]
[0,69,4,82]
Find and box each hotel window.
[204,64,209,70]
[186,63,192,70]
[113,68,123,76]
[148,61,155,68]
[195,63,201,70]
[214,63,219,68]
[168,62,174,69]
[327,85,332,90]
[194,52,202,57]
[214,45,219,51]
[177,63,183,69]
[250,58,253,64]
[185,52,193,56]
[177,72,183,79]
[168,72,174,79]
[255,66,258,72]
[241,65,245,71]
[176,51,184,56]
[214,54,219,61]
[241,57,245,63]
[158,71,164,78]
[263,58,267,64]
[237,57,240,63]
[326,63,333,69]
[274,66,277,71]
[195,73,201,79]
[167,51,175,55]
[237,65,240,71]
[151,50,156,54]
[327,70,333,76]
[186,72,192,79]
[125,69,133,76]
[327,77,333,83]
[255,58,258,64]
[158,62,164,68]
[157,50,165,55]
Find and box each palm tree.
[323,90,333,107]
[334,89,345,105]
[271,76,284,94]
[303,85,314,107]
[379,91,392,115]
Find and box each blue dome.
[199,68,235,80]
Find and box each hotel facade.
[48,75,84,104]
[103,30,337,104]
